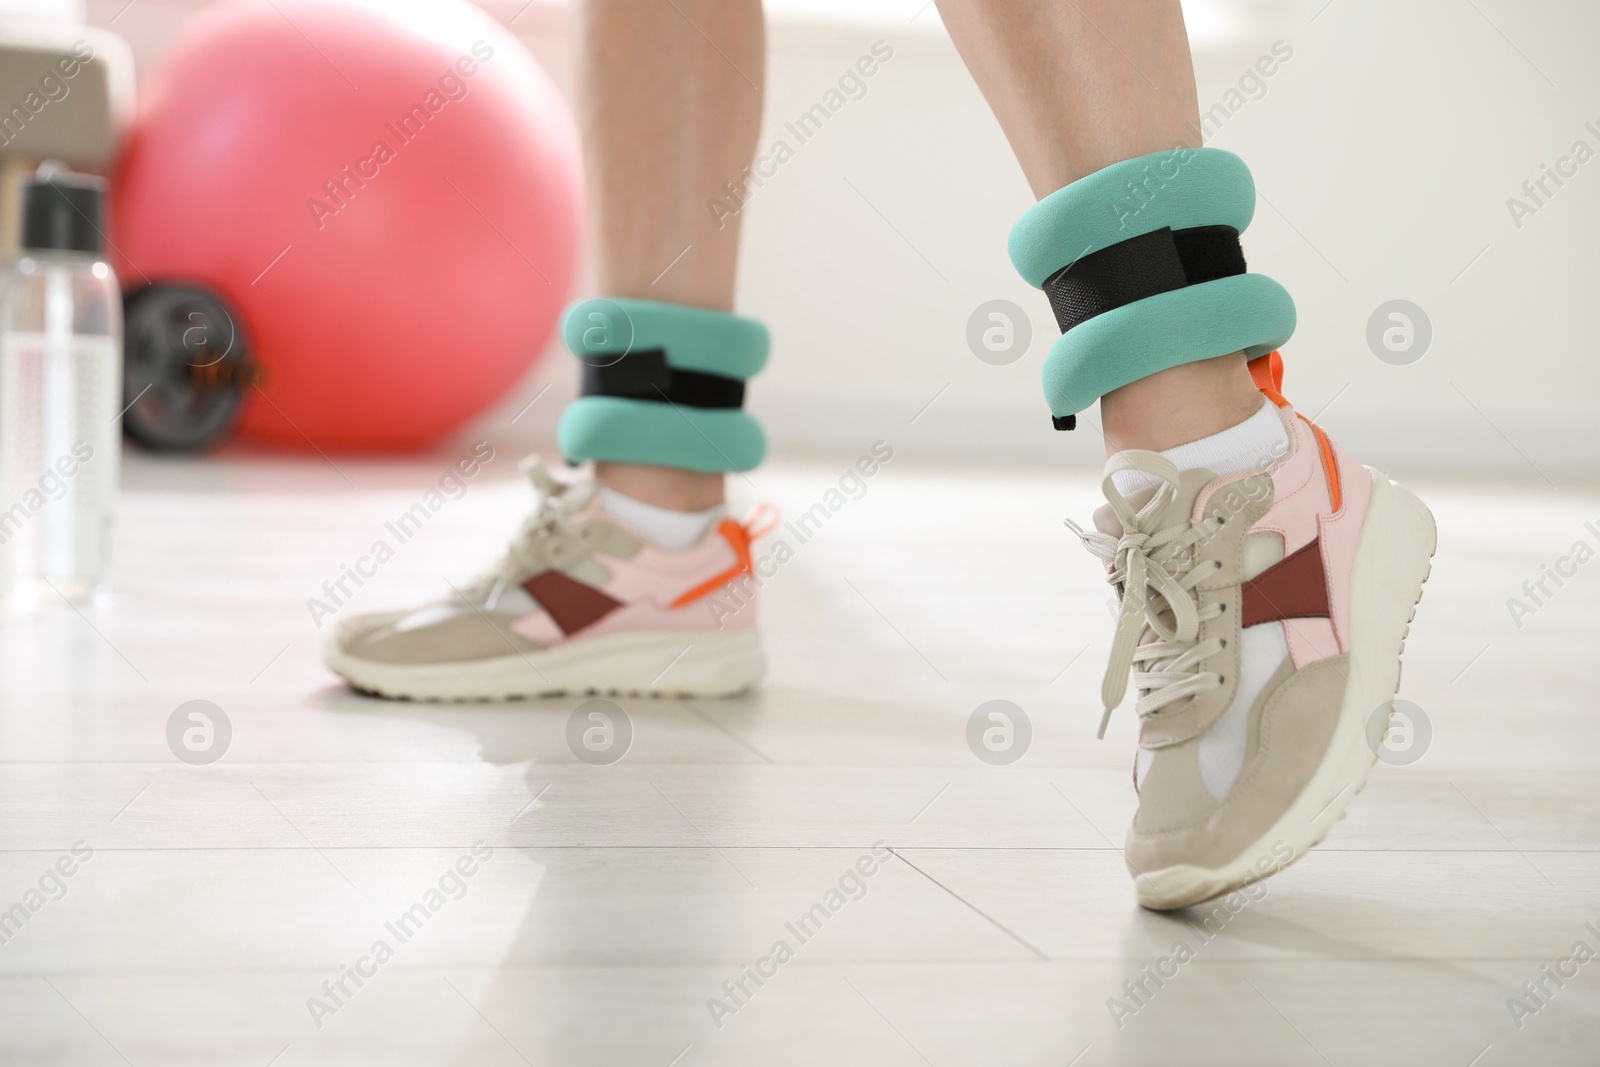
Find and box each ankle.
[595,462,726,511]
[1100,351,1264,454]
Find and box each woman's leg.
[576,0,765,509]
[936,0,1261,454]
[323,2,774,702]
[937,0,1436,915]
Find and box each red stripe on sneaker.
[523,570,624,635]
[1240,536,1332,627]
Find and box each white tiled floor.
[3,449,1598,1065]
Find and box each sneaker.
[1071,354,1436,910]
[322,457,774,701]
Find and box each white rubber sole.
[1135,467,1436,910]
[324,628,766,702]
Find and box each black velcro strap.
[1041,225,1245,334]
[580,348,745,409]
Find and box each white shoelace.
[1067,453,1228,739]
[470,458,596,608]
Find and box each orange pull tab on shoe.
[668,503,780,608]
[741,502,780,540]
[1248,350,1289,408]
[1248,351,1342,512]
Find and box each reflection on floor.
[2,451,1597,1065]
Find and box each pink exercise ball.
[111,0,582,450]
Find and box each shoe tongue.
[521,454,598,513]
[1092,467,1220,536]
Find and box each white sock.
[599,487,724,550]
[1112,401,1289,495]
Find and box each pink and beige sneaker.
[1074,354,1436,910]
[322,458,774,701]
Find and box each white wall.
[89,0,1600,479]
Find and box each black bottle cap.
[21,170,106,254]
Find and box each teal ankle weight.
[1009,147,1295,424]
[557,298,768,472]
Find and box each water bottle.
[0,168,121,608]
